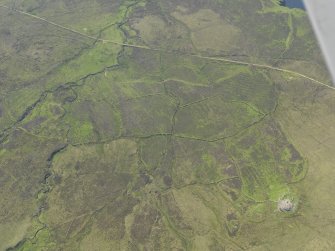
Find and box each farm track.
[1,4,335,91]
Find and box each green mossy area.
[1,0,335,250]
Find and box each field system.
[0,0,335,250]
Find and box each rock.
[278,199,294,212]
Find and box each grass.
[1,0,334,250]
[45,40,122,88]
[171,8,241,53]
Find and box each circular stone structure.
[278,199,294,212]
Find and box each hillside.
[0,0,335,250]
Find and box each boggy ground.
[0,0,334,250]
